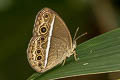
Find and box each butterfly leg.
[73,50,78,61]
[62,58,66,66]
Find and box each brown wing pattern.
[27,8,55,72]
[43,37,68,72]
[51,11,72,49]
[27,8,72,73]
[42,10,73,72]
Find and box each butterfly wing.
[52,13,72,49]
[27,8,55,72]
[27,8,72,73]
[42,8,73,72]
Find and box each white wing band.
[44,16,55,68]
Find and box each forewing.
[42,9,72,72]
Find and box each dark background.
[0,0,120,80]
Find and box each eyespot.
[41,37,45,41]
[37,50,41,53]
[44,14,48,18]
[37,56,42,60]
[38,63,42,66]
[39,24,48,34]
[40,36,47,44]
[43,13,50,22]
[41,27,46,33]
[36,48,44,56]
[44,13,49,19]
[38,63,44,69]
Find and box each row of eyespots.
[35,12,50,26]
[35,37,43,61]
[38,11,51,34]
[34,12,51,36]
[36,48,43,61]
[39,13,50,43]
[36,49,44,68]
[35,36,47,62]
[36,49,43,67]
[35,13,50,62]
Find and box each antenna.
[73,27,79,40]
[73,27,87,41]
[74,32,87,41]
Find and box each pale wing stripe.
[44,16,55,67]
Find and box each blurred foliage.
[0,0,120,80]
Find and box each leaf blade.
[28,28,120,80]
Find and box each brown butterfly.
[27,8,87,73]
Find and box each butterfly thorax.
[66,40,76,58]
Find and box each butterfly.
[27,8,87,73]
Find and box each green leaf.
[27,28,120,80]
